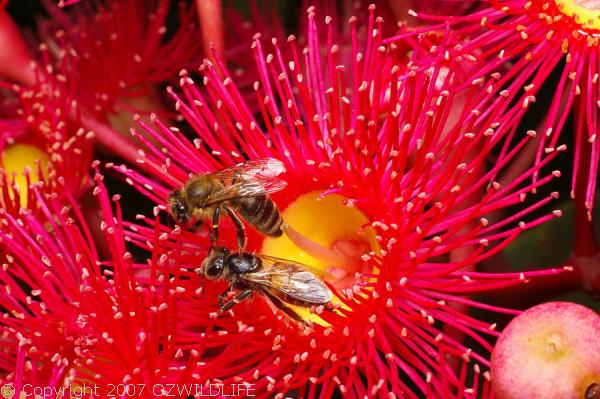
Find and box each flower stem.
[80,112,140,164]
[195,0,224,64]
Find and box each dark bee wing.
[242,256,332,305]
[202,158,287,206]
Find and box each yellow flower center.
[261,191,379,325]
[556,0,600,30]
[1,143,48,207]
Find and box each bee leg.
[220,289,253,312]
[225,206,246,251]
[210,207,221,246]
[189,219,204,233]
[217,289,231,308]
[260,289,304,323]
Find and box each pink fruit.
[491,302,600,399]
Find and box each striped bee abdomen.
[236,195,283,237]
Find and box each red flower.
[407,0,600,218]
[37,0,203,163]
[0,43,93,214]
[114,7,570,398]
[42,0,201,118]
[0,171,201,397]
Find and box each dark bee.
[201,246,332,322]
[168,158,286,249]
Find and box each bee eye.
[171,202,188,221]
[201,247,229,279]
[206,262,224,277]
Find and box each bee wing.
[209,158,286,183]
[202,158,287,205]
[258,254,333,279]
[243,257,332,305]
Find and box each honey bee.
[168,158,287,249]
[201,246,332,322]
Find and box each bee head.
[201,246,231,279]
[168,190,189,224]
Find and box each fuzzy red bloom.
[407,0,600,218]
[41,0,201,118]
[0,43,93,214]
[110,7,573,398]
[0,174,497,399]
[35,0,202,163]
[0,171,208,397]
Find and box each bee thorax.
[226,253,262,274]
